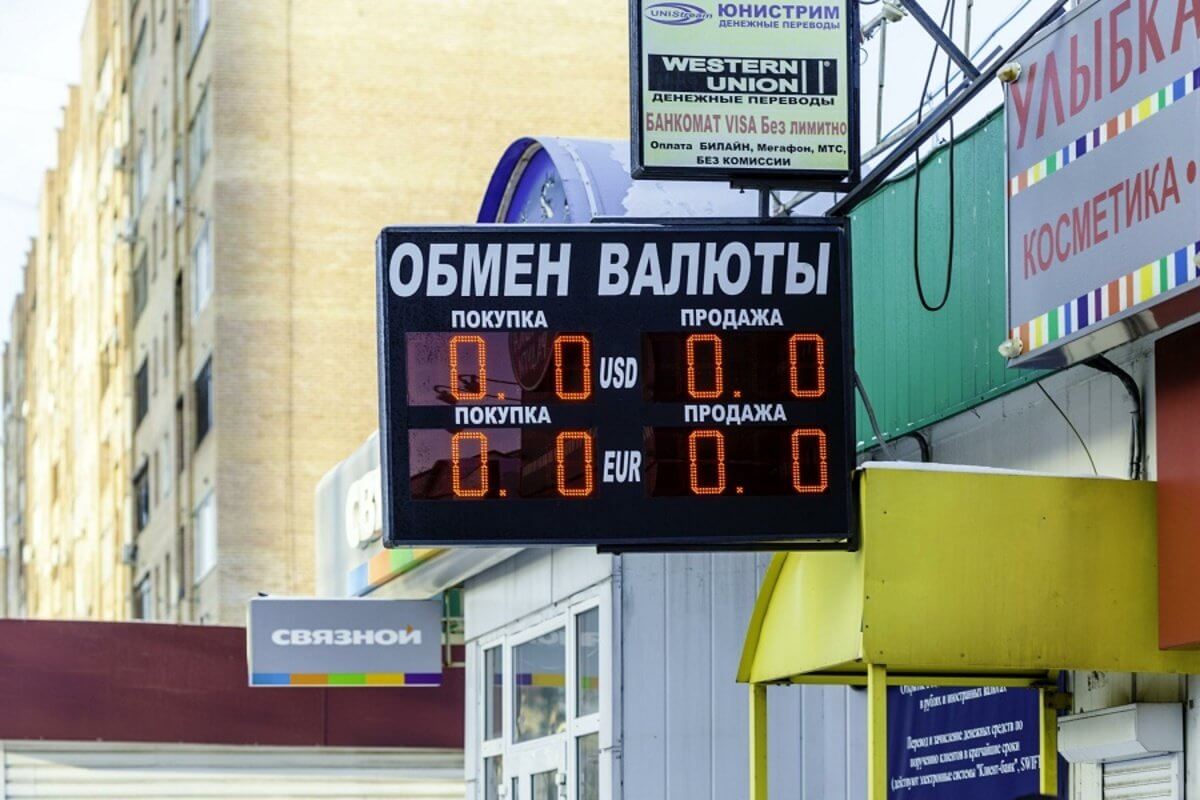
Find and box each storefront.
[316,136,874,800]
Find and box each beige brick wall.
[207,0,629,620]
[11,0,631,624]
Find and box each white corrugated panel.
[0,741,463,799]
[1102,755,1182,800]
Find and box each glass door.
[508,741,565,800]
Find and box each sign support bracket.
[827,0,1066,217]
[898,0,980,80]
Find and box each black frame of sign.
[376,219,856,551]
[629,0,862,190]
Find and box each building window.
[134,463,151,533]
[162,314,170,377]
[193,490,217,583]
[190,0,210,56]
[131,17,147,96]
[133,574,152,620]
[577,734,599,800]
[479,600,603,800]
[485,646,503,741]
[189,90,210,183]
[483,756,503,800]
[576,607,600,717]
[135,136,151,212]
[174,272,184,346]
[161,433,172,498]
[135,359,149,427]
[513,628,566,743]
[165,552,173,613]
[194,357,213,446]
[133,252,148,320]
[176,395,185,474]
[191,220,212,315]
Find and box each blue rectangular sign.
[888,686,1041,800]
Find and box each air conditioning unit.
[121,542,138,566]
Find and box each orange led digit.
[449,334,487,401]
[790,428,828,494]
[788,334,826,399]
[555,431,595,497]
[686,334,724,400]
[450,431,489,497]
[688,429,726,495]
[554,335,593,401]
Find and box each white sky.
[0,0,1056,343]
[0,0,88,345]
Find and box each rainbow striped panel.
[346,546,442,596]
[1008,67,1200,199]
[251,671,442,687]
[1012,239,1200,354]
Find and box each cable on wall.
[1084,355,1145,480]
[911,0,958,312]
[1037,382,1098,476]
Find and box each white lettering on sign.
[602,450,643,483]
[391,240,832,298]
[453,406,552,425]
[270,627,423,646]
[450,309,549,329]
[683,403,787,424]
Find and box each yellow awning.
[738,464,1200,686]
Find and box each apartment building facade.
[6,0,630,623]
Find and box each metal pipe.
[876,19,888,145]
[898,0,980,79]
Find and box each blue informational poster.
[888,686,1041,800]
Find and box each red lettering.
[1162,156,1181,208]
[1011,62,1039,149]
[1055,214,1072,262]
[1094,18,1105,101]
[1070,34,1092,115]
[1093,189,1110,244]
[1036,53,1067,141]
[1107,183,1125,235]
[1023,231,1037,279]
[1138,0,1167,71]
[1072,201,1093,254]
[1110,0,1134,92]
[1037,224,1055,272]
[1146,163,1163,213]
[1126,172,1144,229]
[1173,0,1200,52]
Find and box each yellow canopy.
[738,464,1200,686]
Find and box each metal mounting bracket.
[899,0,980,79]
[828,0,1067,217]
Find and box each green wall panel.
[849,109,1046,449]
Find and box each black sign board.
[376,222,855,550]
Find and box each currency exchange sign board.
[376,223,854,550]
[630,0,860,188]
[1005,0,1200,368]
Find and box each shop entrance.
[507,739,565,800]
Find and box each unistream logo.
[645,2,711,25]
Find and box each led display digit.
[377,224,854,549]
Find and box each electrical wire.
[855,371,898,460]
[911,0,957,312]
[1037,383,1098,476]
